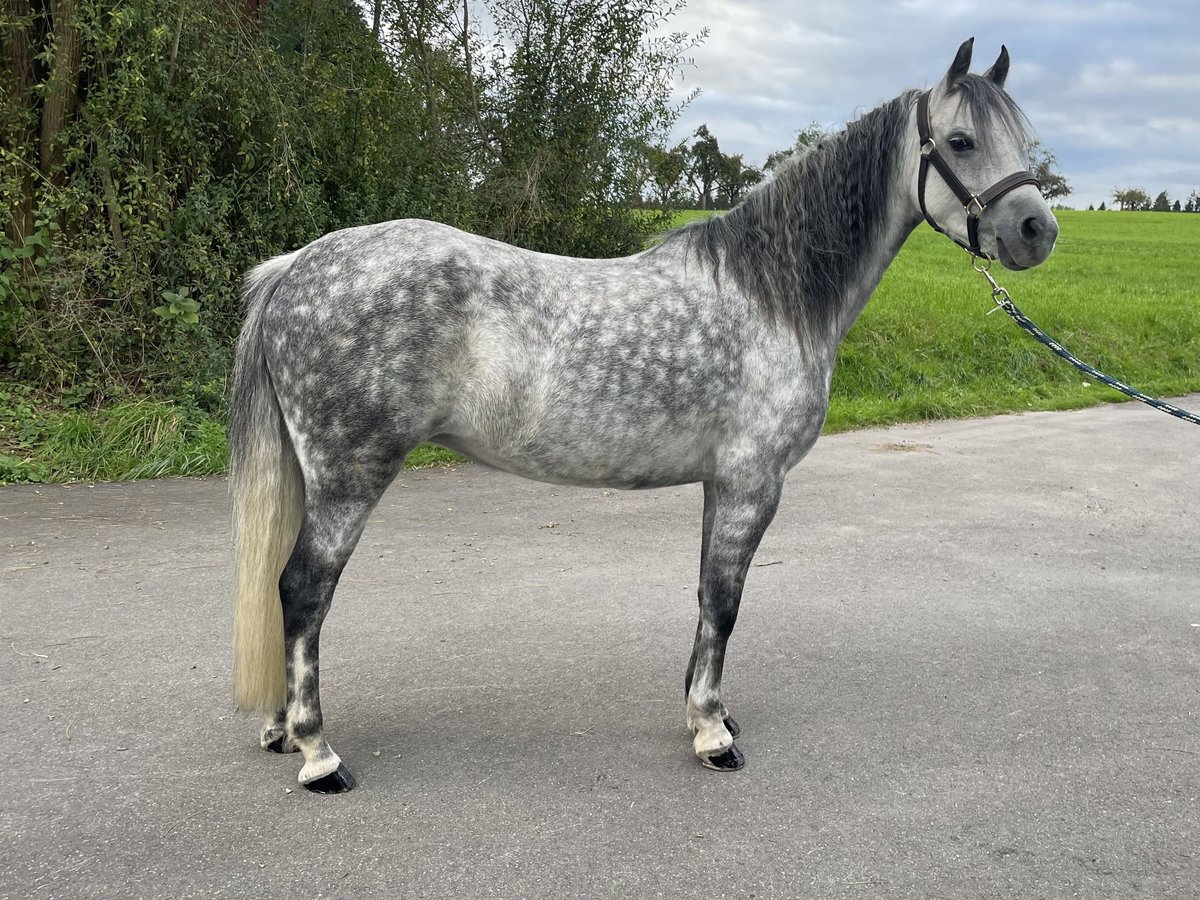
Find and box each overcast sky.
[664,0,1199,208]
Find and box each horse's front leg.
[685,474,783,770]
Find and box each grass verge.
[0,384,465,484]
[1,391,226,484]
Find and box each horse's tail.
[230,252,303,715]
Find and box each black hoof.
[303,763,356,794]
[723,716,741,739]
[265,736,299,754]
[699,743,745,772]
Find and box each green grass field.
[828,210,1200,430]
[2,211,1196,482]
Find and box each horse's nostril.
[1020,216,1041,242]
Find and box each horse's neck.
[744,97,922,346]
[825,180,921,344]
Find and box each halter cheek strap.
[917,90,1041,257]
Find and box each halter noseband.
[917,90,1040,257]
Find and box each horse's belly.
[432,425,712,489]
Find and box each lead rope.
[968,255,1200,425]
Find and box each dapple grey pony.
[230,38,1058,793]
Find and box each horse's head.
[914,38,1058,270]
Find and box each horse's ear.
[983,45,1010,88]
[943,37,974,87]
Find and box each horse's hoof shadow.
[302,763,356,794]
[723,716,740,739]
[699,743,745,772]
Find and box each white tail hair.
[229,252,303,714]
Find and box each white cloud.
[1147,117,1200,137]
[1075,59,1200,94]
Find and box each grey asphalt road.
[1,397,1197,900]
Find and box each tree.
[1172,199,1181,212]
[471,0,699,255]
[1186,190,1200,213]
[2,0,82,245]
[1112,187,1150,211]
[1027,143,1070,201]
[1087,204,1095,211]
[686,124,723,210]
[679,130,767,210]
[715,153,762,207]
[2,0,412,388]
[1098,201,1107,211]
[764,123,826,172]
[1152,191,1170,212]
[644,142,689,208]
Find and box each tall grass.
[3,211,1196,483]
[0,399,226,483]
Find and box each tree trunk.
[96,153,126,256]
[2,0,37,244]
[39,0,83,187]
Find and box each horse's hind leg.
[260,708,294,753]
[279,469,400,793]
[685,474,782,771]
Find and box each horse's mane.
[660,75,1033,341]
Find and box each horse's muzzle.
[994,205,1058,271]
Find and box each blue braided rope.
[995,297,1200,426]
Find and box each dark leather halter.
[917,89,1041,257]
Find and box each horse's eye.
[948,136,974,152]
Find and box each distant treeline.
[1098,188,1200,212]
